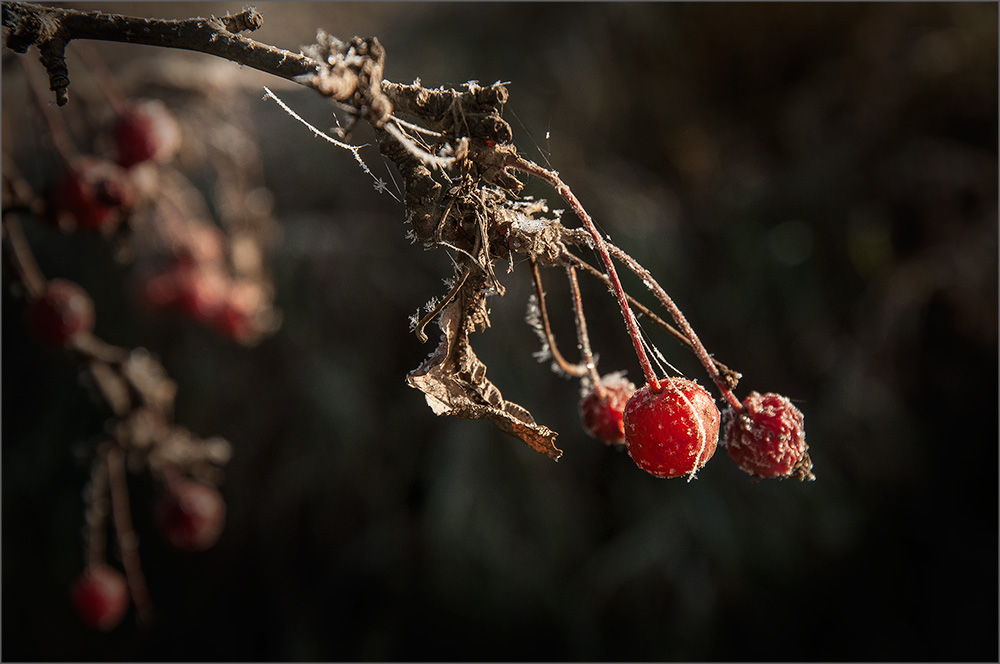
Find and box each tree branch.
[2,1,321,104]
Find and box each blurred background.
[3,2,997,661]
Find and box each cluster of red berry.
[134,224,268,344]
[40,92,273,345]
[580,376,810,480]
[21,278,227,630]
[70,479,225,631]
[46,100,180,233]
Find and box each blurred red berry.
[113,99,182,168]
[173,224,226,266]
[70,565,129,631]
[212,280,265,342]
[155,479,226,552]
[579,372,635,445]
[26,279,95,347]
[623,377,720,478]
[172,265,227,322]
[50,157,135,231]
[723,392,811,479]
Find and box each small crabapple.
[113,99,182,168]
[579,372,635,445]
[49,157,135,231]
[723,392,811,479]
[623,377,720,478]
[212,280,264,342]
[172,265,228,323]
[70,565,129,631]
[26,279,95,347]
[154,479,226,552]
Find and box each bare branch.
[2,1,320,104]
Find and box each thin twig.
[508,155,660,391]
[528,258,589,378]
[561,250,740,389]
[85,452,110,570]
[605,243,742,411]
[565,266,604,390]
[105,446,154,626]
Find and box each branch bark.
[2,1,321,104]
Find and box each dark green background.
[3,3,997,661]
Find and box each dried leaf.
[408,295,562,460]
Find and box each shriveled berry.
[70,565,129,631]
[579,372,635,445]
[623,377,720,478]
[155,479,226,552]
[113,99,182,168]
[50,157,135,231]
[723,392,813,480]
[26,279,95,347]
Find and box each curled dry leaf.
[407,277,561,461]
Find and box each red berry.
[172,265,227,322]
[579,372,635,445]
[50,157,135,231]
[26,279,95,347]
[212,281,263,342]
[113,99,182,168]
[623,377,720,478]
[723,392,812,479]
[155,480,226,552]
[70,565,129,631]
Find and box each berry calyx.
[723,392,813,480]
[623,377,720,478]
[70,565,129,631]
[26,279,95,347]
[113,99,182,168]
[49,157,136,231]
[154,479,226,552]
[579,372,635,445]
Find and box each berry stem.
[105,446,154,625]
[508,155,660,391]
[84,451,110,570]
[605,242,742,412]
[528,257,590,379]
[565,265,605,393]
[560,250,741,390]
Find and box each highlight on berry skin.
[622,377,721,479]
[722,392,815,481]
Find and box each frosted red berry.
[113,99,182,168]
[579,372,635,445]
[723,392,812,479]
[50,157,135,231]
[623,377,720,478]
[155,479,226,552]
[70,565,129,631]
[26,279,95,347]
